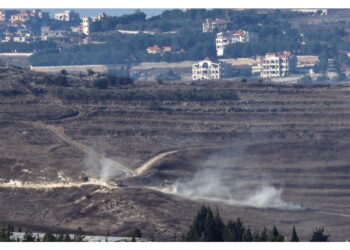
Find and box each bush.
[93,78,109,89]
[124,228,142,238]
[52,75,69,87]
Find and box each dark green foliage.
[290,226,299,242]
[223,218,246,241]
[60,69,68,75]
[268,225,284,242]
[0,224,13,241]
[52,75,69,87]
[243,228,253,242]
[93,78,109,89]
[310,227,330,242]
[73,227,85,242]
[42,232,57,242]
[23,232,36,242]
[255,227,269,242]
[184,205,224,241]
[124,228,142,238]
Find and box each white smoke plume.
[165,148,304,211]
[83,151,126,181]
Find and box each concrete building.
[41,27,69,42]
[0,10,19,22]
[92,12,107,22]
[253,51,295,78]
[146,45,173,54]
[192,57,223,80]
[216,30,251,56]
[202,18,230,33]
[291,9,328,15]
[54,10,80,22]
[82,17,92,35]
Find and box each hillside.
[2,66,350,240]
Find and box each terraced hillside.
[1,66,350,240]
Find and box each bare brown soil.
[2,66,350,240]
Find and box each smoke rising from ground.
[83,151,126,181]
[169,168,303,210]
[166,148,304,210]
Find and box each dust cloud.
[165,148,304,210]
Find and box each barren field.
[2,66,350,241]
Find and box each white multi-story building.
[253,51,294,78]
[192,57,223,80]
[202,18,230,33]
[216,30,251,56]
[54,10,80,22]
[82,17,92,35]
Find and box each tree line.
[183,205,330,242]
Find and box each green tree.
[310,227,329,242]
[290,226,299,242]
[42,232,57,242]
[73,227,85,242]
[243,228,253,242]
[184,205,223,241]
[23,231,36,242]
[268,225,284,242]
[223,218,246,241]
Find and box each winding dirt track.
[0,121,179,190]
[27,121,135,176]
[134,150,180,175]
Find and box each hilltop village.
[0,8,348,83]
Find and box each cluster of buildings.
[191,17,321,81]
[191,52,319,81]
[216,30,251,56]
[146,44,185,55]
[0,9,107,44]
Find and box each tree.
[93,78,109,89]
[23,231,36,242]
[268,225,284,242]
[42,232,57,242]
[310,227,329,242]
[243,228,253,242]
[73,227,85,242]
[290,226,299,242]
[184,205,223,241]
[223,218,246,241]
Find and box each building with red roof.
[252,51,295,78]
[216,30,251,56]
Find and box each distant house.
[253,51,295,78]
[216,30,251,56]
[147,44,162,54]
[192,57,223,80]
[0,10,19,22]
[146,45,173,54]
[54,10,80,22]
[10,12,32,23]
[71,25,83,34]
[161,46,173,53]
[202,18,230,33]
[41,26,70,43]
